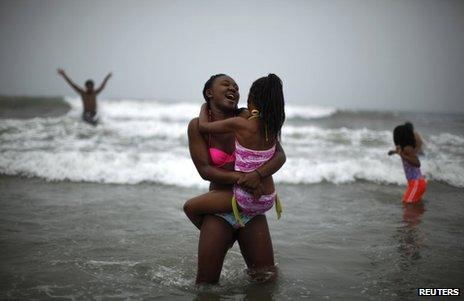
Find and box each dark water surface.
[1,176,463,300]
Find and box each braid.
[249,74,285,141]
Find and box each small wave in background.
[0,96,463,187]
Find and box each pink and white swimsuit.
[233,140,277,215]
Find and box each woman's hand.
[252,184,264,200]
[237,171,261,191]
[237,172,264,199]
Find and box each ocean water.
[1,97,464,300]
[0,96,463,188]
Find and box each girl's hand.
[199,103,208,115]
[388,145,402,155]
[198,103,209,132]
[199,103,208,119]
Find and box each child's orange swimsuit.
[402,158,427,203]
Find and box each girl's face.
[207,75,239,112]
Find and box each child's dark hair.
[405,122,414,132]
[393,122,416,149]
[202,74,226,103]
[249,73,285,141]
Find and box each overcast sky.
[1,0,463,112]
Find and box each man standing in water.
[57,69,112,125]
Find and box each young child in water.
[388,123,427,203]
[184,74,285,227]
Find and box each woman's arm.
[256,142,286,178]
[198,103,247,134]
[399,146,421,167]
[188,117,241,184]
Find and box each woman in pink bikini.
[185,74,286,284]
[185,73,285,227]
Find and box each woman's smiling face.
[207,75,240,112]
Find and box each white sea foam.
[285,104,337,119]
[0,97,463,188]
[87,260,140,267]
[0,150,203,186]
[65,97,337,121]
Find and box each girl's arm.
[188,117,241,184]
[399,146,421,167]
[198,103,247,134]
[388,145,401,156]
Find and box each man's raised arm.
[57,69,84,94]
[95,72,112,94]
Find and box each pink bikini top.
[209,148,235,167]
[206,108,236,167]
[208,131,235,167]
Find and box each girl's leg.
[183,190,233,229]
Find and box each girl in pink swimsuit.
[184,74,286,227]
